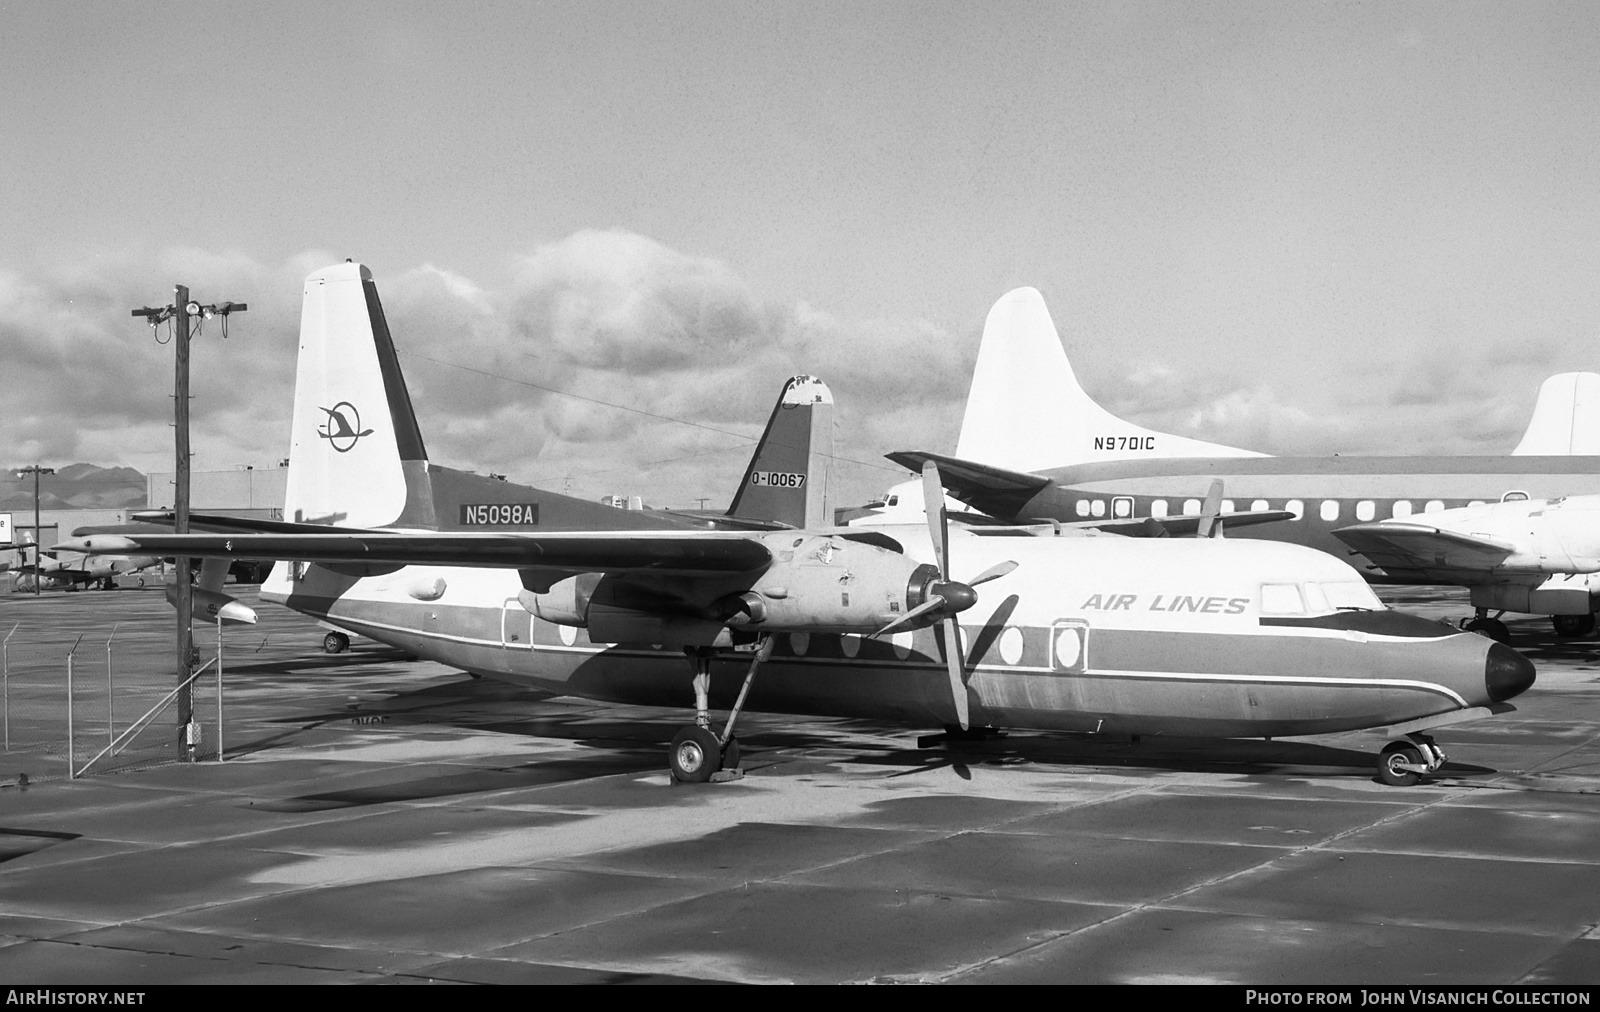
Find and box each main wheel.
[1378,741,1425,787]
[1552,614,1596,638]
[323,631,350,654]
[669,725,722,783]
[1463,617,1510,644]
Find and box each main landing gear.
[1461,609,1510,644]
[1552,613,1596,639]
[668,636,775,784]
[1377,733,1447,787]
[322,631,350,654]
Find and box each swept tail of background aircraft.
[65,262,1536,787]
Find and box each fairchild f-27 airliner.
[63,262,1535,787]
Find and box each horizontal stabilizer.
[59,530,774,576]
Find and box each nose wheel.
[1377,733,1446,787]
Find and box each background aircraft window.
[1075,500,1090,517]
[1303,582,1330,613]
[1320,500,1339,522]
[1425,500,1444,513]
[1251,499,1269,512]
[1392,501,1413,518]
[1112,497,1132,518]
[1091,499,1107,517]
[1286,499,1304,520]
[1323,581,1382,610]
[1502,491,1529,502]
[1183,499,1201,516]
[1260,583,1304,615]
[1356,500,1375,521]
[887,495,898,506]
[1151,500,1168,518]
[1221,499,1235,513]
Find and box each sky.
[3,1,1599,510]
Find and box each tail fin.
[724,375,833,528]
[1513,373,1600,455]
[284,262,437,530]
[955,287,1263,471]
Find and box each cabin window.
[1091,499,1106,518]
[1392,501,1413,518]
[1182,498,1201,516]
[1285,499,1304,520]
[1221,499,1235,514]
[1251,499,1269,512]
[1502,491,1529,502]
[1356,500,1375,521]
[1260,583,1304,615]
[1319,500,1340,522]
[1323,581,1382,610]
[1112,496,1133,518]
[1151,499,1169,518]
[1425,500,1445,513]
[1075,499,1090,517]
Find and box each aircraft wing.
[885,450,1051,519]
[1332,523,1521,581]
[57,530,774,576]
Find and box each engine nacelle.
[1470,574,1600,616]
[715,534,933,633]
[165,585,258,625]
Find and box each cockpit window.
[1322,581,1382,611]
[1261,581,1381,616]
[1260,584,1304,615]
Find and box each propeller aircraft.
[61,262,1537,787]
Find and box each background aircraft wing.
[885,450,1051,518]
[59,530,774,576]
[1333,523,1520,581]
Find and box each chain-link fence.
[1,615,233,782]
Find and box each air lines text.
[1081,593,1249,615]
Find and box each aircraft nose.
[1485,642,1536,702]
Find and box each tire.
[669,726,722,783]
[1378,741,1424,787]
[1464,617,1510,644]
[1552,614,1596,639]
[323,632,350,654]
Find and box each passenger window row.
[1073,495,1521,521]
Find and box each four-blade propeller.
[871,460,1018,730]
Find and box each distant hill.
[0,464,147,510]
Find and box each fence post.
[215,615,224,762]
[3,623,15,752]
[107,623,119,752]
[67,633,82,778]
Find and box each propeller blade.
[1196,479,1224,539]
[942,616,969,730]
[871,596,946,637]
[921,460,949,580]
[967,560,1018,587]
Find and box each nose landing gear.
[1378,733,1447,787]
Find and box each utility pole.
[132,289,246,760]
[16,465,54,596]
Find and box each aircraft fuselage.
[261,529,1529,739]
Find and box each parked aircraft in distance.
[63,262,1535,787]
[1335,495,1600,642]
[879,289,1600,620]
[3,542,160,592]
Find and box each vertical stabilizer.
[284,263,436,530]
[1513,373,1600,455]
[955,288,1263,471]
[725,375,833,528]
